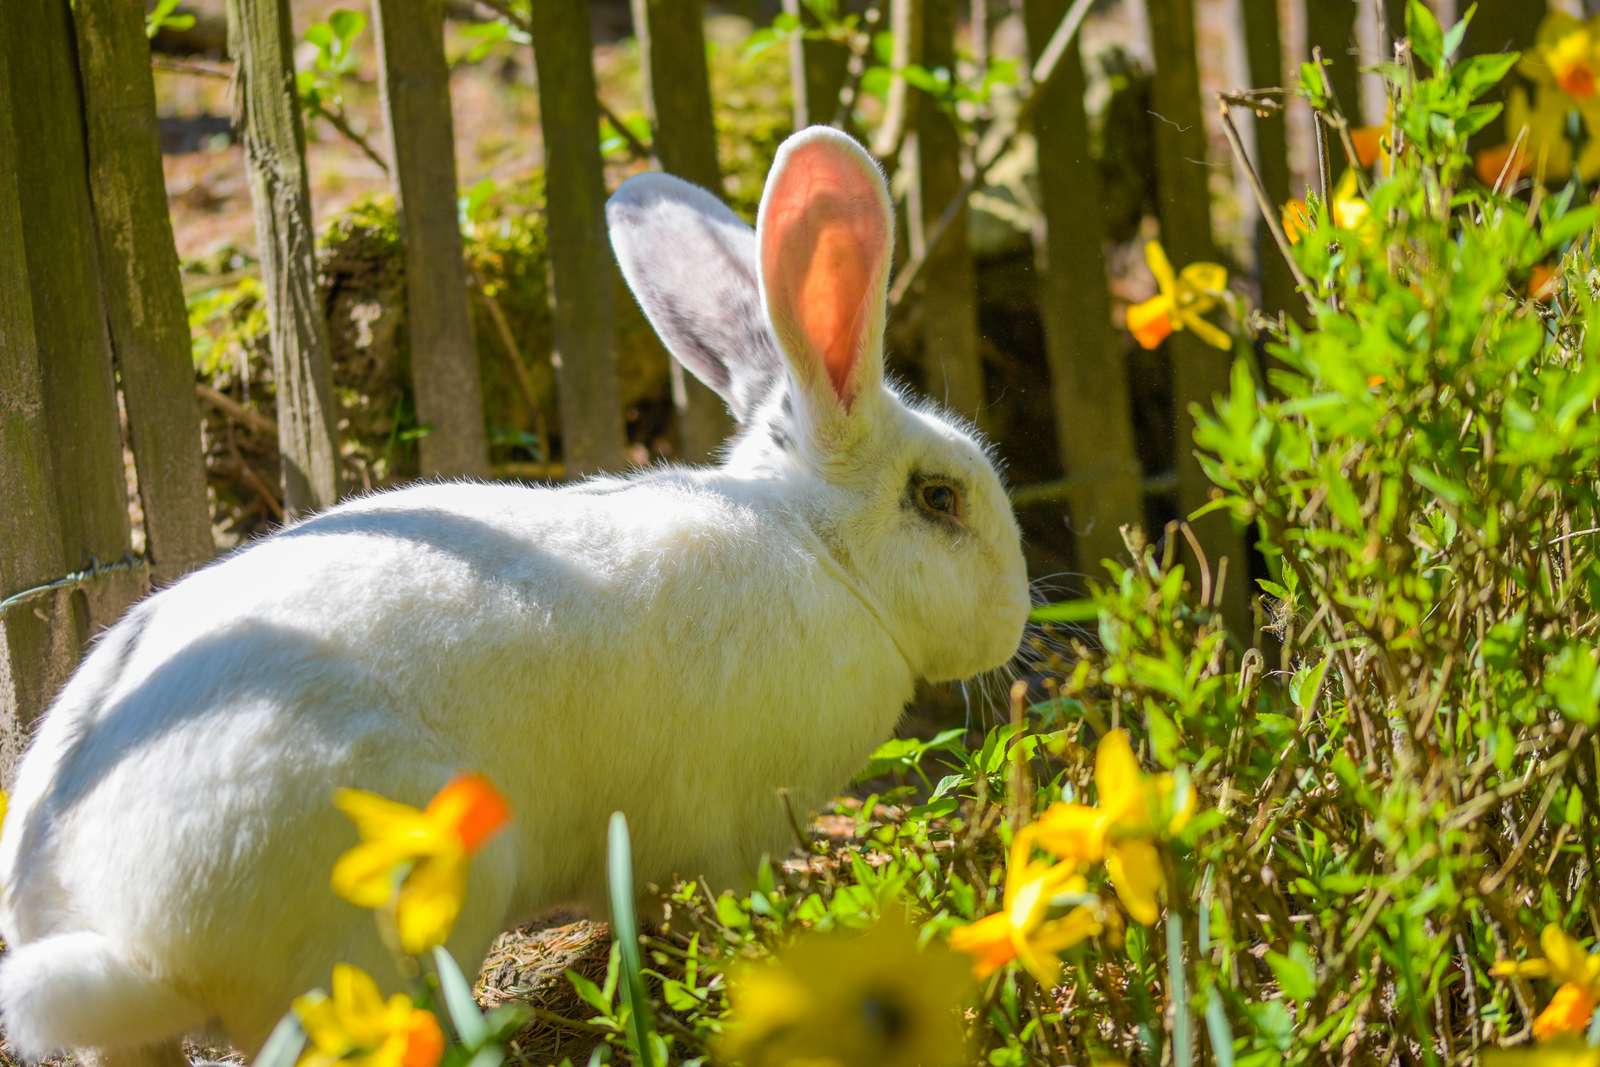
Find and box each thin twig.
[151,55,232,79]
[307,100,391,175]
[1311,46,1370,195]
[1310,48,1333,202]
[886,0,1095,311]
[197,383,279,438]
[1216,96,1315,308]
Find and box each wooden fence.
[0,0,1545,776]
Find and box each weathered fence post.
[75,0,217,584]
[226,0,342,515]
[782,0,850,128]
[1,0,145,774]
[1306,0,1363,123]
[629,0,734,460]
[1146,0,1250,631]
[904,0,985,422]
[1023,0,1143,570]
[0,38,77,778]
[1241,0,1296,318]
[373,0,490,479]
[528,2,628,474]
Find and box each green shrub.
[571,6,1600,1064]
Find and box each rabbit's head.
[609,126,1029,683]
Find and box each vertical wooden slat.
[1023,0,1143,570]
[1306,0,1363,124]
[905,0,986,422]
[1242,0,1297,318]
[529,2,628,475]
[75,0,217,583]
[373,0,490,479]
[4,0,139,600]
[2,0,148,775]
[1146,0,1250,631]
[782,0,850,128]
[226,0,342,515]
[0,33,79,778]
[630,0,734,461]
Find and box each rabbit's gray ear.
[607,173,782,424]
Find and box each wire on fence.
[0,555,146,615]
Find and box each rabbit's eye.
[917,481,960,518]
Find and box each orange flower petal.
[1475,143,1527,187]
[949,911,1018,979]
[1281,199,1311,245]
[403,1010,445,1067]
[427,773,511,853]
[1530,263,1558,301]
[1558,61,1598,99]
[1127,296,1174,350]
[1532,982,1600,1040]
[1350,126,1385,168]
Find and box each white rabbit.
[0,126,1029,1067]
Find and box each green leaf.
[433,947,489,1049]
[566,969,612,1016]
[1442,3,1473,60]
[1407,0,1444,69]
[1265,943,1317,1003]
[329,8,366,42]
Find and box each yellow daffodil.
[333,774,511,954]
[720,908,973,1067]
[1527,13,1600,102]
[1492,925,1600,1040]
[293,964,445,1067]
[1482,1045,1600,1067]
[1027,730,1190,925]
[1126,241,1230,351]
[948,832,1102,986]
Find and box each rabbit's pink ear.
[757,128,891,413]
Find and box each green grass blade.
[1167,911,1192,1067]
[609,811,657,1067]
[433,945,490,1049]
[252,1011,306,1067]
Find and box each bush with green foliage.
[541,6,1600,1064]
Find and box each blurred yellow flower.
[1476,86,1597,186]
[1126,241,1230,351]
[1528,13,1600,101]
[1483,1048,1600,1067]
[720,909,973,1067]
[333,774,511,954]
[1028,730,1190,925]
[1492,925,1600,1040]
[294,964,445,1067]
[948,832,1101,986]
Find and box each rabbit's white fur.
[0,127,1029,1060]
